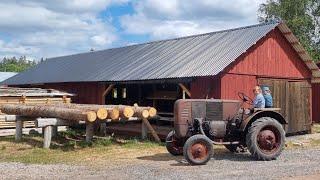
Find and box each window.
[112,88,117,98]
[122,88,127,98]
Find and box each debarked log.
[0,104,97,122]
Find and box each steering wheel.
[238,92,253,105]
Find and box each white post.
[43,126,53,148]
[15,120,23,141]
[182,90,186,99]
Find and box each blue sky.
[0,0,265,60]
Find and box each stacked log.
[0,103,157,122]
[0,104,97,122]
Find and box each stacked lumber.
[0,103,157,123]
[0,87,73,128]
[0,115,34,129]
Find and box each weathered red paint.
[190,76,220,99]
[220,74,257,101]
[43,82,105,104]
[226,28,311,79]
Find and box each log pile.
[0,103,157,122]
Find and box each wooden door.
[288,81,311,133]
[258,79,311,133]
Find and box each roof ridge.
[49,21,279,61]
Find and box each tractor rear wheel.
[183,134,213,165]
[246,117,285,160]
[166,131,183,156]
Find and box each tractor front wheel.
[246,117,285,160]
[183,134,213,165]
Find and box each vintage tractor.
[166,93,286,165]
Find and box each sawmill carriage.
[166,93,286,165]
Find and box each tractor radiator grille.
[206,102,223,121]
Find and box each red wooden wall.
[225,28,311,79]
[190,76,220,99]
[219,27,311,99]
[43,82,105,104]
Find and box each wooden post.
[15,120,23,141]
[43,126,53,148]
[86,122,94,143]
[141,120,147,139]
[142,118,161,143]
[178,83,191,98]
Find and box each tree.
[258,0,320,61]
[0,56,38,72]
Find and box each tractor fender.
[240,110,287,132]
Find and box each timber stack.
[0,87,73,129]
[0,103,157,122]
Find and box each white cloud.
[0,0,267,60]
[121,0,266,40]
[0,0,121,59]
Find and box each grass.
[0,129,164,166]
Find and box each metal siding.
[3,22,280,85]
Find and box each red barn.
[3,22,320,133]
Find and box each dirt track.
[1,147,320,180]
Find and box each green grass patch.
[0,129,164,165]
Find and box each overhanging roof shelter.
[4,22,319,85]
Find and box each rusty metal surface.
[174,99,240,138]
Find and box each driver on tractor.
[253,86,265,108]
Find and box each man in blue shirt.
[262,86,273,108]
[253,86,265,108]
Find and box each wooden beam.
[290,41,299,45]
[102,84,114,97]
[36,118,76,128]
[297,50,306,54]
[283,31,292,35]
[142,118,161,142]
[178,83,191,97]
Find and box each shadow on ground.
[137,148,254,166]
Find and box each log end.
[123,107,134,118]
[97,108,108,120]
[141,109,150,119]
[148,107,157,117]
[108,108,120,120]
[86,111,97,122]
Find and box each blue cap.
[262,86,270,91]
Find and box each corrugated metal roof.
[4,22,315,85]
[0,72,18,83]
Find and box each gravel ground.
[1,148,320,180]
